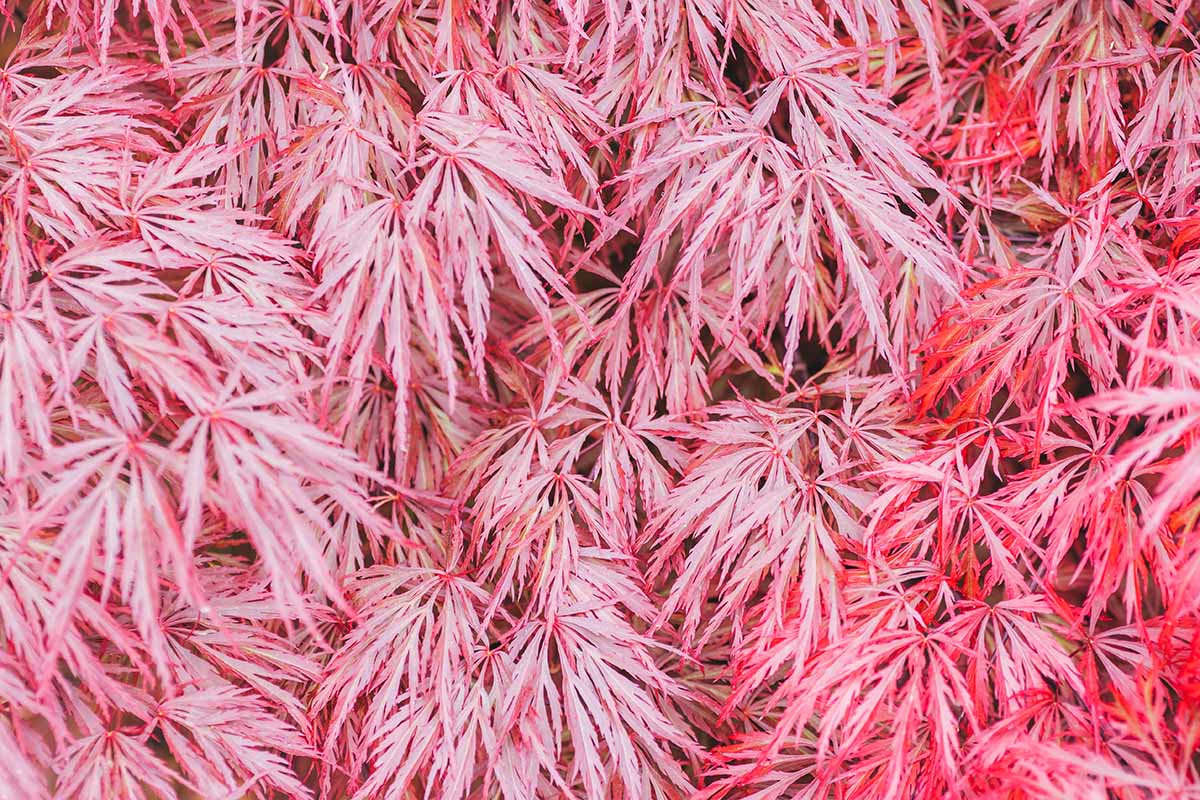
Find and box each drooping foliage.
[1,0,1199,797]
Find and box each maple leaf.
[647,381,915,669]
[3,0,1200,796]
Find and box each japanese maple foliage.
[1,0,1199,796]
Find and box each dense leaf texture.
[0,0,1199,797]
